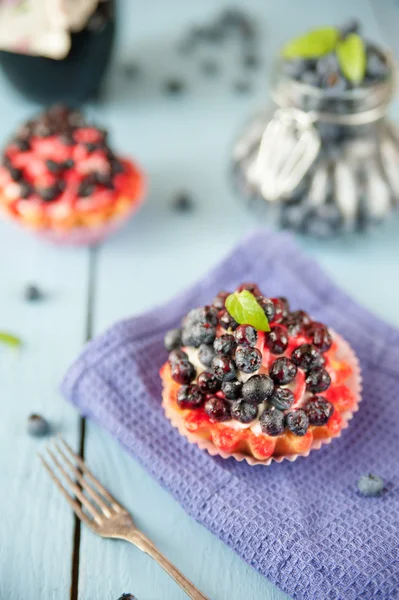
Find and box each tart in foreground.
[160,283,360,464]
[0,105,145,245]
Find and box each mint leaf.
[225,291,270,332]
[0,332,22,348]
[282,27,339,59]
[337,33,366,84]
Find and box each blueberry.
[270,357,297,385]
[271,298,288,323]
[164,78,185,95]
[235,346,262,373]
[9,166,23,181]
[260,407,285,436]
[46,159,63,173]
[171,359,196,384]
[198,343,215,367]
[181,327,195,347]
[204,396,231,422]
[20,182,33,199]
[201,59,219,76]
[236,282,261,296]
[197,372,221,394]
[63,159,75,170]
[306,368,331,393]
[164,328,182,351]
[168,348,188,364]
[172,192,194,213]
[78,181,95,198]
[366,50,388,81]
[231,400,257,424]
[284,310,310,337]
[213,334,236,355]
[221,379,242,400]
[292,344,325,371]
[301,71,320,87]
[282,58,312,79]
[316,53,339,77]
[305,396,334,425]
[357,474,385,497]
[265,325,288,354]
[189,306,218,326]
[27,414,50,437]
[177,384,204,408]
[191,321,216,346]
[24,284,43,302]
[219,309,238,331]
[118,595,137,600]
[242,374,274,405]
[234,325,257,347]
[40,184,63,202]
[233,80,251,94]
[269,387,294,411]
[212,291,229,310]
[306,323,332,353]
[14,138,31,151]
[211,355,237,381]
[285,409,309,436]
[339,19,359,38]
[256,296,275,322]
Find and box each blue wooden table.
[1,1,398,599]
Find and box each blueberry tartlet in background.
[0,105,145,245]
[161,284,361,464]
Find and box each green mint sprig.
[336,33,366,84]
[282,27,339,59]
[225,290,270,332]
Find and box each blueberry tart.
[161,284,361,464]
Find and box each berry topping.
[204,396,231,422]
[271,298,287,323]
[269,387,295,411]
[168,348,188,364]
[305,396,334,425]
[164,328,182,351]
[197,372,221,394]
[219,309,239,331]
[213,334,237,355]
[235,346,262,373]
[230,400,258,424]
[171,359,196,384]
[177,385,204,409]
[285,409,309,436]
[256,296,276,322]
[211,355,237,381]
[307,322,333,352]
[242,374,274,405]
[27,414,50,437]
[212,291,230,310]
[198,343,215,367]
[357,474,385,497]
[221,379,243,400]
[191,321,216,346]
[234,324,257,347]
[306,368,331,393]
[260,407,285,436]
[291,344,325,371]
[270,357,297,385]
[265,325,288,354]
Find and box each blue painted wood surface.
[1,1,399,599]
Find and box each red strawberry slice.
[212,426,243,452]
[73,127,103,144]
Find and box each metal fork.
[39,436,209,600]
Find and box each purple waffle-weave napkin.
[62,229,399,600]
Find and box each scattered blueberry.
[265,326,288,354]
[305,396,334,425]
[242,374,274,405]
[118,593,138,599]
[270,357,297,385]
[285,409,309,436]
[219,309,238,331]
[24,284,43,302]
[260,407,285,436]
[235,346,262,373]
[197,371,221,394]
[171,192,194,213]
[171,359,196,384]
[177,384,204,409]
[204,396,231,422]
[221,379,242,400]
[231,400,257,424]
[269,387,295,411]
[27,414,50,437]
[164,78,185,95]
[198,343,215,367]
[291,344,325,371]
[191,321,216,346]
[211,355,237,381]
[256,296,275,322]
[213,334,237,355]
[357,474,385,497]
[164,328,182,351]
[234,325,257,347]
[306,368,331,393]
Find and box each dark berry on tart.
[161,284,357,462]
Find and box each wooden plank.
[0,79,90,600]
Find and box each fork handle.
[126,530,209,600]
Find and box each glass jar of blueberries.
[232,22,399,237]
